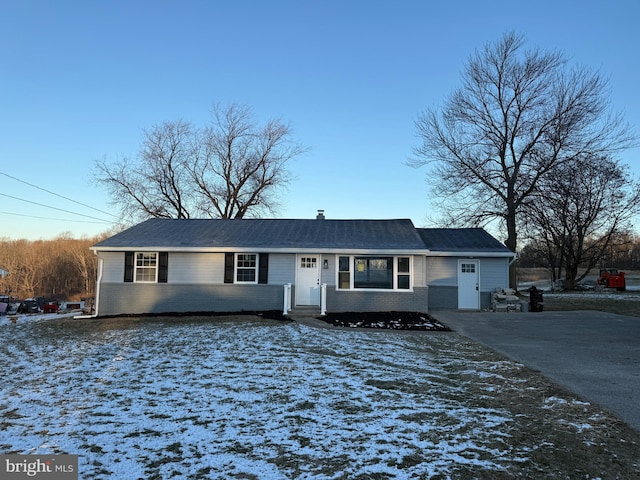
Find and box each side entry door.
[458,260,480,309]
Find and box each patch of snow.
[545,291,640,301]
[543,396,568,408]
[2,311,79,325]
[0,317,596,477]
[561,421,593,434]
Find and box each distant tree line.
[0,233,105,302]
[518,232,640,276]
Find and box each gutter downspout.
[75,253,102,319]
[509,253,519,292]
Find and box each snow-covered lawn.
[1,315,638,479]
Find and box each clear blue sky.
[1,0,638,240]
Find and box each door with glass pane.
[296,255,320,305]
[458,260,480,309]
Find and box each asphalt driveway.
[432,310,640,431]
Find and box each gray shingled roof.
[417,228,512,253]
[92,219,514,256]
[92,218,428,251]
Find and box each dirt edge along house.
[89,211,514,316]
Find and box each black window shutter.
[224,253,234,283]
[124,252,134,282]
[258,253,269,284]
[158,252,169,283]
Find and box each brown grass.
[544,291,640,317]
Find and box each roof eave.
[91,246,432,255]
[427,250,515,258]
[92,246,515,257]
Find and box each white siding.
[413,256,426,287]
[98,252,440,290]
[320,254,336,286]
[425,257,457,286]
[425,256,509,291]
[170,252,296,285]
[99,251,125,283]
[100,251,296,285]
[99,251,225,284]
[268,254,296,284]
[480,257,510,291]
[168,252,225,284]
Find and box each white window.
[135,252,158,282]
[337,256,412,290]
[397,257,411,289]
[236,254,257,283]
[300,257,317,269]
[461,263,476,273]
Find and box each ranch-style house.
[90,212,514,316]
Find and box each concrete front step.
[287,307,322,318]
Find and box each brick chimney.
[316,209,325,220]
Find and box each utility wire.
[0,193,116,223]
[0,211,113,224]
[0,170,120,220]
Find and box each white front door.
[458,260,480,309]
[296,254,320,306]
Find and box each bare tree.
[410,31,635,287]
[192,103,305,219]
[0,238,23,298]
[0,234,105,301]
[95,120,195,222]
[58,233,99,297]
[599,231,640,270]
[95,103,306,223]
[522,155,640,290]
[7,239,42,298]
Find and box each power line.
[0,211,113,224]
[0,170,120,220]
[0,193,116,223]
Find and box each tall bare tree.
[522,155,640,290]
[95,103,305,223]
[410,31,635,287]
[192,103,305,219]
[95,119,194,221]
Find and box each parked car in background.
[42,302,59,314]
